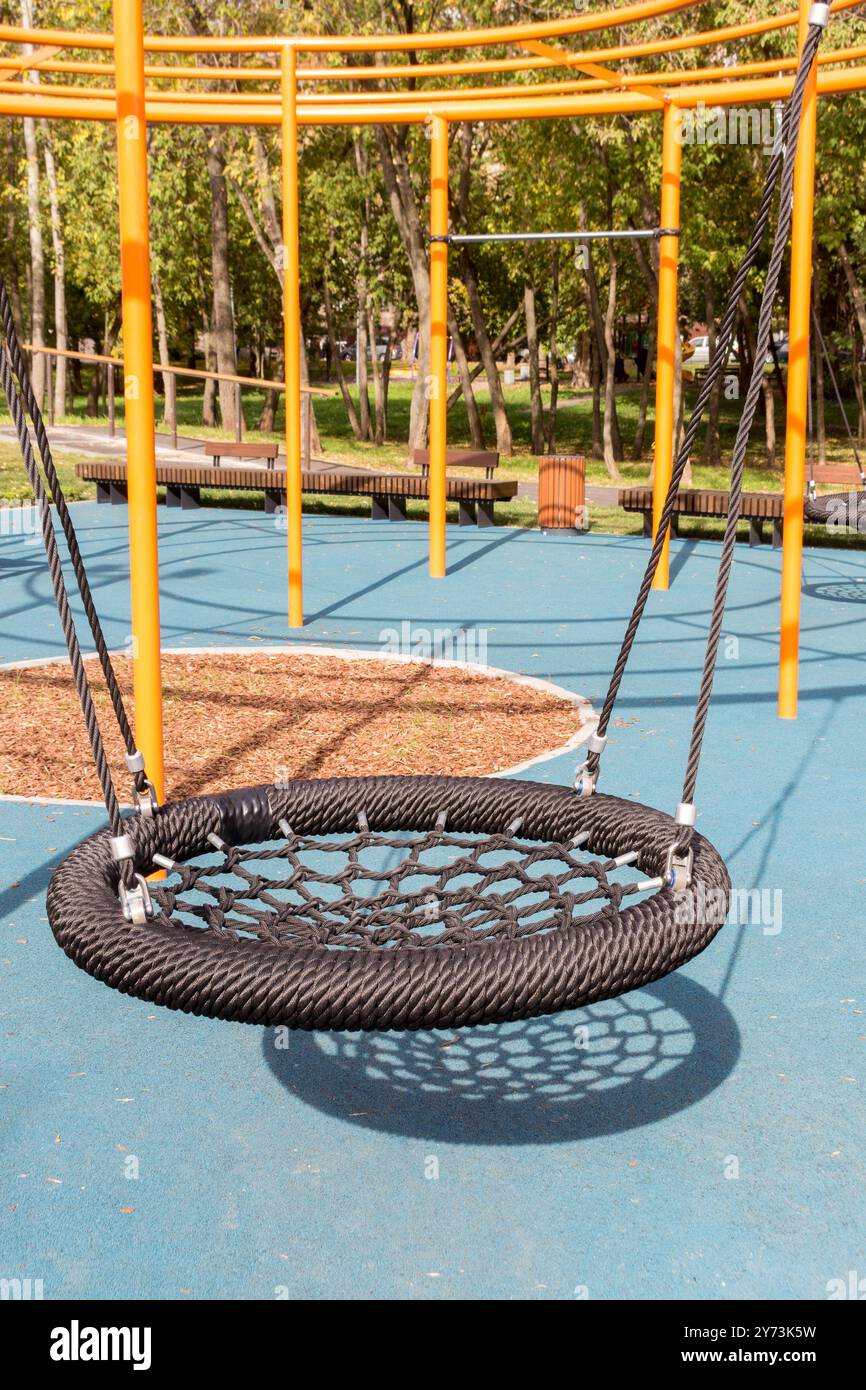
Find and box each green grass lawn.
[2,372,864,548]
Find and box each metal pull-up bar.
[441,227,680,244]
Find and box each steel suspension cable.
[0,342,132,876]
[579,16,827,812]
[679,19,825,811]
[0,278,151,801]
[811,304,865,481]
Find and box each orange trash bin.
[538,454,587,531]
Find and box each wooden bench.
[807,464,864,487]
[619,486,785,547]
[77,453,518,527]
[204,440,279,469]
[408,448,515,525]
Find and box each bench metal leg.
[180,485,200,509]
[749,519,764,547]
[642,511,653,538]
[371,495,389,520]
[477,501,496,527]
[772,519,783,549]
[458,500,477,526]
[669,515,679,538]
[109,481,128,505]
[388,497,407,521]
[166,484,182,508]
[96,481,111,504]
[264,489,286,515]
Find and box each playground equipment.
[1,15,826,1029]
[0,1,864,801]
[804,307,866,526]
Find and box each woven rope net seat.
[804,491,866,528]
[10,24,831,1038]
[47,775,730,1031]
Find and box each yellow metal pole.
[428,114,449,578]
[281,44,303,626]
[112,0,164,799]
[651,101,682,591]
[779,0,819,719]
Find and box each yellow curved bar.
[298,0,866,79]
[6,0,864,81]
[3,0,861,80]
[7,43,866,112]
[3,61,866,124]
[0,1,710,55]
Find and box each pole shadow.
[263,971,739,1145]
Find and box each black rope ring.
[47,776,730,1032]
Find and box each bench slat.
[75,460,517,502]
[619,485,785,520]
[203,441,278,460]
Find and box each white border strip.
[0,642,598,807]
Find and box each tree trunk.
[739,295,775,468]
[633,323,656,461]
[202,319,217,427]
[152,271,176,436]
[86,304,121,417]
[703,273,721,468]
[323,272,362,439]
[374,125,430,453]
[3,125,25,341]
[839,242,866,344]
[298,311,321,459]
[852,319,866,446]
[39,120,66,419]
[447,304,484,448]
[545,250,560,454]
[812,274,826,465]
[591,337,602,460]
[572,330,591,389]
[460,253,513,455]
[256,348,281,433]
[582,235,623,462]
[525,283,545,456]
[204,128,238,433]
[602,248,622,479]
[356,299,372,441]
[447,118,511,454]
[21,42,45,407]
[367,308,387,445]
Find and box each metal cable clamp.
[574,731,607,798]
[110,832,154,924]
[664,802,696,892]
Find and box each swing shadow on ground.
[263,970,739,1145]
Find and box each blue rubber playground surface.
[1,503,864,1300]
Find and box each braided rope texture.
[47,776,730,1031]
[804,492,866,528]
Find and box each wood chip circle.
[0,651,584,803]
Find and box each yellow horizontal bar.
[0,1,711,55]
[7,44,866,112]
[4,0,861,83]
[3,63,866,124]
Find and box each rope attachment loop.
[109,833,154,924]
[665,802,697,892]
[574,731,607,797]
